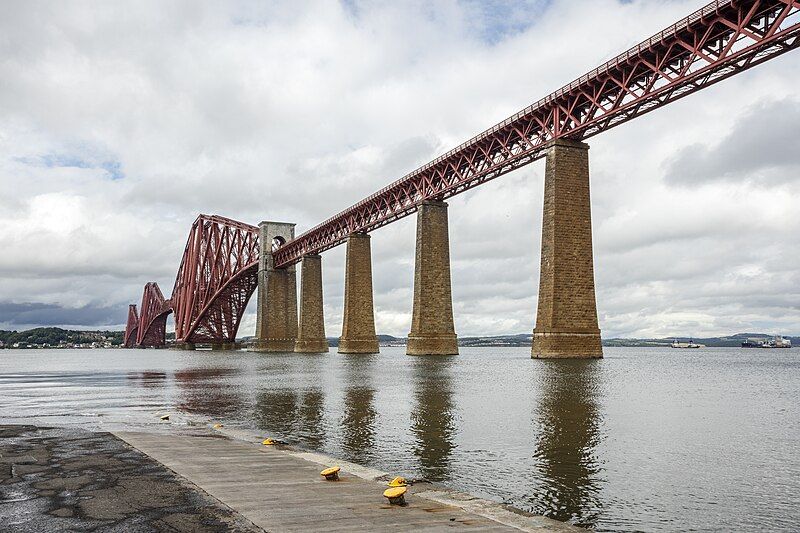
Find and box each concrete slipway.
[115,427,586,532]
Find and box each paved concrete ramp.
[115,431,583,532]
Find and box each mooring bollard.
[320,466,340,481]
[383,486,407,505]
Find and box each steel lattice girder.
[170,214,260,344]
[273,0,800,268]
[136,282,170,347]
[123,304,139,348]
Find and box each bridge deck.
[115,430,583,532]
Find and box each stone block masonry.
[407,200,458,355]
[532,139,603,359]
[254,221,298,352]
[295,254,329,353]
[339,233,380,354]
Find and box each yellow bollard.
[383,486,407,505]
[320,466,340,481]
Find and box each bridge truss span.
[171,214,260,344]
[273,0,800,268]
[123,304,139,348]
[125,215,260,348]
[124,0,800,349]
[136,282,171,347]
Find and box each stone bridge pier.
[407,200,458,355]
[253,140,602,359]
[295,254,329,353]
[532,139,602,358]
[254,221,298,352]
[339,233,380,354]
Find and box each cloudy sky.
[1,0,798,339]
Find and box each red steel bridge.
[126,215,259,347]
[126,0,799,347]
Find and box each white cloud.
[1,0,798,338]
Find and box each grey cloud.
[1,0,798,339]
[664,98,800,186]
[281,135,442,221]
[0,301,123,328]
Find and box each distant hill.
[326,332,798,348]
[326,335,402,347]
[603,332,798,347]
[459,334,532,347]
[0,327,125,348]
[2,328,795,350]
[329,334,533,347]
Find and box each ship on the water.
[671,339,704,349]
[741,335,792,348]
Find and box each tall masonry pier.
[295,254,329,353]
[532,139,602,358]
[339,233,380,354]
[407,200,458,355]
[255,221,298,352]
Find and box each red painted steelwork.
[127,215,259,347]
[170,215,260,344]
[136,282,171,347]
[124,304,139,348]
[274,0,800,268]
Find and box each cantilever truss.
[273,0,800,268]
[136,282,170,347]
[123,304,139,348]
[171,215,260,344]
[127,215,260,348]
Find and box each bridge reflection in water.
[255,389,328,449]
[529,360,603,527]
[411,356,456,482]
[175,367,245,419]
[255,358,328,449]
[340,355,378,464]
[34,348,798,531]
[126,371,167,389]
[128,352,606,528]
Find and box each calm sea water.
[0,347,798,531]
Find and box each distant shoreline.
[1,327,796,349]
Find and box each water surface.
[1,347,798,531]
